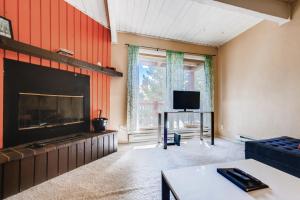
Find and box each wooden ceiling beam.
[193,0,292,25]
[106,0,118,43]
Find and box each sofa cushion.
[245,136,300,170]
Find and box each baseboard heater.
[239,135,255,142]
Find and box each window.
[183,60,206,111]
[138,54,166,130]
[136,50,206,131]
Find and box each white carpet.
[7,138,244,200]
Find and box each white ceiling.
[111,0,264,46]
[64,0,108,27]
[65,0,290,47]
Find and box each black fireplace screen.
[18,93,84,130]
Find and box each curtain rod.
[124,44,216,57]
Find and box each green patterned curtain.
[127,45,140,131]
[204,55,214,111]
[166,50,184,110]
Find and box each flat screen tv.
[173,90,200,111]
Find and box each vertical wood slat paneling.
[98,26,103,118]
[30,0,41,65]
[92,21,98,118]
[41,0,51,67]
[58,0,67,70]
[18,0,30,62]
[87,18,94,121]
[74,9,81,74]
[50,0,60,69]
[4,0,18,60]
[102,29,108,117]
[67,5,75,72]
[87,18,96,118]
[0,56,2,149]
[87,18,93,64]
[0,0,4,149]
[89,78,93,130]
[80,13,88,74]
[0,0,112,147]
[107,33,111,118]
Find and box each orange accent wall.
[0,0,111,148]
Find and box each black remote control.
[227,169,251,182]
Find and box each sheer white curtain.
[166,50,185,130]
[165,53,214,131]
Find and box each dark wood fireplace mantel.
[0,131,117,199]
[0,36,122,77]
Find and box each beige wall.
[110,33,217,142]
[218,1,300,139]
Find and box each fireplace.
[4,59,90,148]
[18,93,84,130]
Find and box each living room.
[0,0,299,199]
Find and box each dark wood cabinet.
[0,165,2,199]
[68,144,77,171]
[47,150,59,179]
[91,137,98,161]
[3,160,19,198]
[109,134,114,154]
[113,134,118,152]
[20,157,34,191]
[77,142,85,167]
[34,153,47,185]
[0,131,117,199]
[103,135,109,156]
[97,136,104,158]
[58,147,69,175]
[84,139,92,164]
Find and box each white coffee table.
[161,159,300,200]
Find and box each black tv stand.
[158,111,214,149]
[178,109,194,112]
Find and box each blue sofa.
[245,136,300,178]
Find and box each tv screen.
[173,91,200,111]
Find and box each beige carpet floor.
[7,138,244,200]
